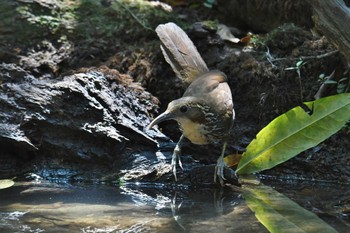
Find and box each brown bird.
[147,23,235,185]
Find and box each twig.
[314,70,336,99]
[115,0,154,32]
[269,50,339,63]
[265,46,277,68]
[300,50,340,60]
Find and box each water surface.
[0,180,265,232]
[0,177,349,232]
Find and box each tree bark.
[216,0,313,32]
[310,0,350,61]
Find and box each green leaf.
[337,84,347,94]
[285,67,297,71]
[324,80,338,84]
[243,182,338,233]
[339,77,348,83]
[0,179,15,190]
[236,93,350,174]
[296,60,304,68]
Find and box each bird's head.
[146,97,207,130]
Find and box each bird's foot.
[171,143,183,181]
[214,156,226,186]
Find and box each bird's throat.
[178,118,209,145]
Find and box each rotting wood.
[310,0,350,62]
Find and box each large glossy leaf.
[236,93,350,174]
[243,182,338,233]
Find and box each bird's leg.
[172,134,185,181]
[170,192,186,230]
[214,141,227,186]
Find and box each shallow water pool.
[0,177,348,232]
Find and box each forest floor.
[1,0,349,183]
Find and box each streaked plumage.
[147,22,235,185]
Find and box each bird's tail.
[155,22,209,87]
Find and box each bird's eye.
[180,106,188,113]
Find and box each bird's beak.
[146,111,172,130]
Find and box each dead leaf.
[224,153,242,168]
[217,24,240,43]
[0,179,15,190]
[240,33,253,44]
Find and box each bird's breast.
[178,118,210,145]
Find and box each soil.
[0,0,349,184]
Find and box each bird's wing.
[183,71,227,96]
